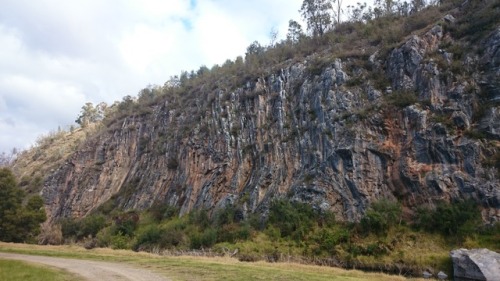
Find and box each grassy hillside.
[11,124,101,195]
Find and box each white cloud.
[0,0,370,153]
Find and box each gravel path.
[0,252,170,281]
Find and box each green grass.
[0,242,425,281]
[0,259,81,281]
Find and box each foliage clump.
[414,200,482,241]
[360,199,402,235]
[52,195,498,277]
[0,168,46,243]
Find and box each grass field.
[0,242,425,281]
[0,259,82,281]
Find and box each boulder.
[437,271,448,280]
[450,248,500,281]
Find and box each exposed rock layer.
[39,19,500,223]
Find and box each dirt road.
[0,252,170,281]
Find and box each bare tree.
[269,27,279,47]
[0,148,18,167]
[332,0,344,25]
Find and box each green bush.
[96,226,112,247]
[133,225,162,251]
[217,223,252,243]
[61,215,107,241]
[414,200,481,240]
[160,227,185,248]
[190,228,217,249]
[360,199,402,236]
[264,225,281,242]
[267,199,318,241]
[361,210,387,235]
[110,232,129,249]
[111,211,139,236]
[148,203,179,222]
[214,205,237,226]
[60,218,80,239]
[188,209,210,229]
[0,168,47,243]
[80,214,106,238]
[314,227,349,254]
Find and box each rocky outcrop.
[451,248,500,281]
[37,18,500,223]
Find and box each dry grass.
[11,124,100,194]
[0,242,425,281]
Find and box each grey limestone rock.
[451,248,500,281]
[437,271,448,280]
[36,13,500,225]
[444,14,456,23]
[479,107,500,139]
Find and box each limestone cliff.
[17,3,500,223]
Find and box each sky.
[0,0,372,154]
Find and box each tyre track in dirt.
[0,252,170,281]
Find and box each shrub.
[384,90,418,108]
[110,232,129,249]
[264,225,281,242]
[133,225,161,251]
[214,205,237,226]
[217,223,252,243]
[60,214,107,242]
[267,199,318,241]
[360,199,402,236]
[483,151,500,174]
[166,157,179,170]
[306,56,331,77]
[112,211,139,236]
[60,218,80,240]
[314,227,349,254]
[188,209,210,229]
[414,200,482,240]
[160,227,185,248]
[96,226,112,247]
[361,210,387,235]
[148,203,179,222]
[80,214,107,238]
[190,228,217,249]
[38,223,63,245]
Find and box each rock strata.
[23,15,499,224]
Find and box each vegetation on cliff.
[4,0,500,277]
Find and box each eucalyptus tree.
[300,0,333,37]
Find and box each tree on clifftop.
[0,168,46,243]
[75,102,107,128]
[300,0,332,37]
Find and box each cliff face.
[41,15,499,223]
